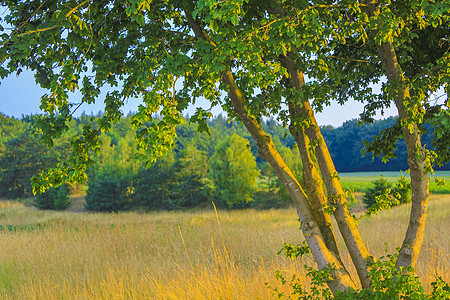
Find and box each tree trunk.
[364,0,430,270]
[222,69,356,293]
[285,57,374,289]
[287,101,341,259]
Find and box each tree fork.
[285,57,374,289]
[221,69,356,293]
[364,0,430,270]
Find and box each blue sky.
[0,70,398,127]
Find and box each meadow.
[0,191,449,299]
[339,170,450,194]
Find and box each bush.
[134,164,177,210]
[85,170,133,212]
[363,176,412,209]
[34,185,70,210]
[362,178,393,209]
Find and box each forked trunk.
[364,0,430,269]
[221,69,356,293]
[287,103,341,259]
[285,58,374,289]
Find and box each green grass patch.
[339,171,450,194]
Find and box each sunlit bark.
[364,0,430,270]
[285,57,374,289]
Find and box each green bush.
[34,185,70,210]
[85,170,133,212]
[362,176,412,209]
[134,163,177,210]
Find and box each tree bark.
[284,57,374,289]
[286,99,341,259]
[364,0,430,270]
[222,69,356,293]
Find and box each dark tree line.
[321,117,449,172]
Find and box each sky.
[0,69,399,128]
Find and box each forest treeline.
[0,112,447,210]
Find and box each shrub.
[363,176,412,209]
[85,170,133,212]
[85,177,131,212]
[134,164,177,210]
[34,185,70,210]
[362,177,393,209]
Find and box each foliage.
[34,184,70,210]
[0,113,446,207]
[85,169,133,212]
[392,176,412,206]
[208,133,260,208]
[134,154,178,210]
[3,0,447,188]
[362,176,412,211]
[277,241,311,259]
[271,249,450,299]
[428,108,450,167]
[0,131,67,198]
[1,0,449,294]
[175,142,209,207]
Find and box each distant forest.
[0,112,448,209]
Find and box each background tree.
[34,184,70,210]
[84,122,138,211]
[0,131,65,198]
[207,133,260,208]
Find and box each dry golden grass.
[0,194,448,299]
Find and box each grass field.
[339,170,450,194]
[0,192,448,299]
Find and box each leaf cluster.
[269,249,450,299]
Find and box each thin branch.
[330,55,371,63]
[17,25,60,37]
[75,2,93,68]
[65,0,89,18]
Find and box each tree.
[85,169,132,212]
[1,0,449,294]
[134,150,179,210]
[208,133,260,208]
[330,0,450,271]
[0,131,64,198]
[84,124,137,211]
[176,141,209,207]
[34,184,70,210]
